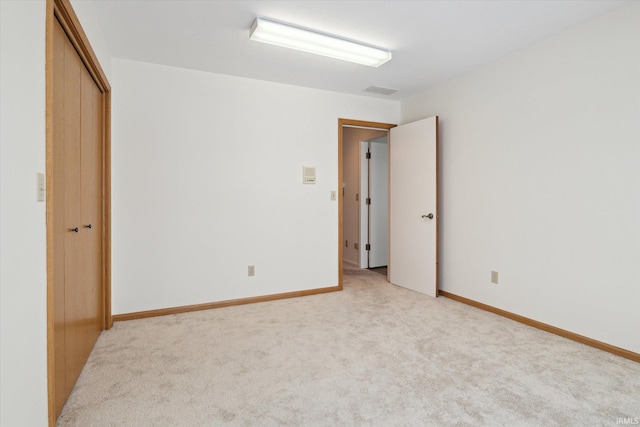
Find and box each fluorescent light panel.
[250,17,392,68]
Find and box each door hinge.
[355,193,359,201]
[365,243,371,251]
[366,151,371,159]
[366,197,371,205]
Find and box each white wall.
[402,3,640,353]
[0,1,49,425]
[111,58,400,314]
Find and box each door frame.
[338,119,396,288]
[46,0,111,424]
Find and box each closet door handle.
[84,224,92,229]
[70,227,79,233]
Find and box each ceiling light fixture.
[249,17,392,68]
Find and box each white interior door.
[368,140,389,268]
[359,141,369,268]
[389,116,438,297]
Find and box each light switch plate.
[37,173,45,202]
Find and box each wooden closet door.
[76,53,104,362]
[51,16,104,417]
[61,18,84,395]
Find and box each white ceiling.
[89,0,630,101]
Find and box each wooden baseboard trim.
[439,290,639,364]
[113,286,341,322]
[342,259,360,269]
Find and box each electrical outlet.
[248,265,255,277]
[491,271,499,284]
[330,191,336,201]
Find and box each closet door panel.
[61,26,85,395]
[79,66,104,353]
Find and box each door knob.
[84,224,92,229]
[70,227,79,233]
[422,213,434,220]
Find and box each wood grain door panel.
[61,21,84,394]
[78,58,103,362]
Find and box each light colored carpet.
[58,266,640,426]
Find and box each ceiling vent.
[363,86,398,96]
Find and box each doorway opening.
[338,116,440,297]
[338,119,396,288]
